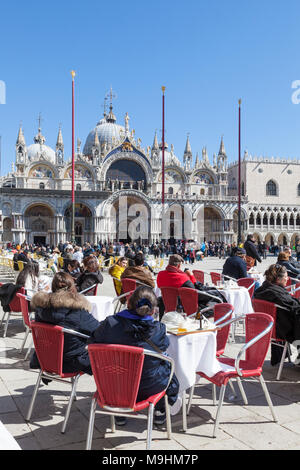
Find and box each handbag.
[245,255,255,269]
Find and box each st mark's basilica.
[0,93,299,247]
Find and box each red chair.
[186,303,234,415]
[178,287,198,316]
[26,322,88,433]
[293,284,300,299]
[160,286,179,312]
[237,278,256,298]
[17,293,33,360]
[86,343,174,450]
[252,298,290,380]
[214,303,234,357]
[210,272,221,286]
[193,313,277,437]
[0,287,25,338]
[193,270,205,284]
[121,278,137,303]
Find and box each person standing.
[244,234,262,267]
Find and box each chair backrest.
[88,343,144,409]
[251,298,277,340]
[121,278,137,302]
[160,286,179,312]
[286,277,292,288]
[237,277,255,298]
[193,270,204,284]
[9,287,26,312]
[16,293,31,328]
[214,303,234,356]
[244,313,273,368]
[210,272,221,286]
[30,321,64,375]
[293,284,300,299]
[178,287,199,316]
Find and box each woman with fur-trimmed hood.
[30,272,100,375]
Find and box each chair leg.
[61,374,80,434]
[212,384,217,405]
[0,310,7,329]
[24,338,33,361]
[110,415,116,433]
[259,375,278,422]
[182,391,187,432]
[236,377,248,405]
[86,397,97,450]
[3,312,11,338]
[164,395,172,439]
[213,384,226,438]
[146,402,154,450]
[187,383,195,415]
[276,341,288,381]
[20,327,30,353]
[26,370,43,421]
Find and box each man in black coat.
[222,247,248,280]
[244,234,262,266]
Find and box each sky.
[1,0,300,175]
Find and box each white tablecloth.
[248,272,264,286]
[88,296,114,322]
[167,330,234,415]
[218,286,254,317]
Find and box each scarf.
[116,309,153,322]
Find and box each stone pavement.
[1,254,300,451]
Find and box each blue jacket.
[91,310,179,404]
[222,255,248,280]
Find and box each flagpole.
[71,71,76,244]
[162,86,165,206]
[238,98,242,246]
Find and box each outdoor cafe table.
[166,328,234,430]
[88,295,114,323]
[218,285,254,317]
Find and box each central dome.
[83,109,125,156]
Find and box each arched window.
[168,187,174,195]
[39,182,45,190]
[241,181,245,196]
[266,180,277,196]
[76,183,81,191]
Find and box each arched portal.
[24,204,55,246]
[2,217,13,243]
[106,159,147,190]
[64,203,93,245]
[110,194,150,243]
[203,207,224,242]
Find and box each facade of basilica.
[0,99,299,247]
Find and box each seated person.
[30,272,100,375]
[108,256,127,295]
[222,247,248,280]
[121,253,155,288]
[65,259,82,281]
[283,247,300,270]
[76,255,103,295]
[277,252,300,281]
[91,286,179,425]
[254,264,300,365]
[156,254,196,289]
[157,254,225,314]
[16,261,51,294]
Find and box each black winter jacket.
[76,271,103,295]
[30,290,100,373]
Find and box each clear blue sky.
[1,0,300,175]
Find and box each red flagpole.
[162,86,166,205]
[71,71,76,243]
[238,99,242,245]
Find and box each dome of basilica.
[157,143,181,168]
[83,108,125,156]
[27,143,56,164]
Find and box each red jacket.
[157,265,196,289]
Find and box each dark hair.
[264,264,287,284]
[277,252,289,261]
[128,286,157,316]
[116,256,127,266]
[67,259,80,271]
[52,272,77,294]
[83,255,99,272]
[16,261,39,288]
[134,253,144,267]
